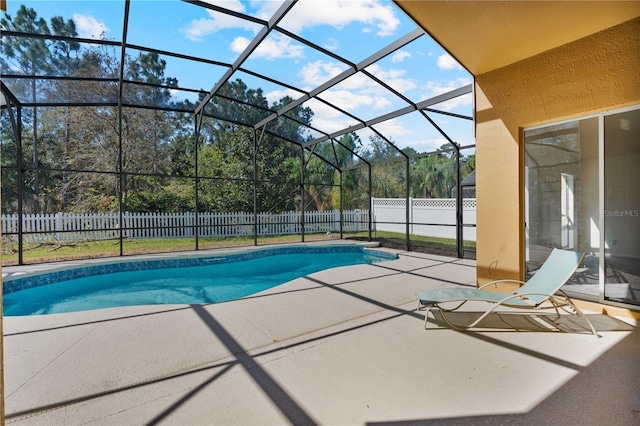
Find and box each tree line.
[1,5,474,218]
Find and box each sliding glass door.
[524,105,639,308]
[524,117,600,299]
[603,108,640,305]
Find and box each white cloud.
[367,64,416,93]
[313,116,360,134]
[373,119,412,137]
[391,50,411,63]
[424,78,472,96]
[335,72,373,91]
[321,89,391,112]
[73,14,109,39]
[170,89,199,104]
[257,96,359,135]
[300,61,348,86]
[183,16,256,42]
[298,62,411,121]
[323,38,339,51]
[230,36,251,52]
[205,0,246,13]
[263,91,361,137]
[182,3,261,42]
[251,0,285,20]
[264,88,301,106]
[279,0,400,36]
[182,0,400,43]
[437,53,462,70]
[371,95,393,110]
[304,98,341,118]
[231,33,304,60]
[405,137,450,152]
[421,78,473,111]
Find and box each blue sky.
[4,0,474,153]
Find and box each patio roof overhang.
[395,0,640,75]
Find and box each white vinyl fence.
[1,210,369,243]
[372,198,477,241]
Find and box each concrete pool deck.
[3,244,639,425]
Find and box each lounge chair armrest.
[512,291,555,302]
[478,279,526,290]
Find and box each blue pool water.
[3,246,396,316]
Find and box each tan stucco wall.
[475,18,640,289]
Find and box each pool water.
[3,248,394,316]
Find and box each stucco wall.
[475,18,640,289]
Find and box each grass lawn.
[1,231,474,266]
[346,230,476,254]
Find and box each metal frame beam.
[0,30,121,47]
[416,109,464,256]
[194,0,296,115]
[194,110,206,249]
[0,83,24,264]
[254,28,424,130]
[368,127,411,250]
[1,81,23,108]
[182,0,267,26]
[117,0,131,257]
[302,84,472,149]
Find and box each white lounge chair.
[416,249,600,337]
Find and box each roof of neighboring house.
[461,170,476,187]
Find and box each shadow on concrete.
[365,326,640,426]
[147,304,319,425]
[5,251,636,424]
[426,310,635,334]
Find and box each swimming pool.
[3,245,396,316]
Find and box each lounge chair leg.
[424,306,434,330]
[557,291,602,337]
[572,305,601,338]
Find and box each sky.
[2,0,475,154]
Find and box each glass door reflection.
[604,108,640,306]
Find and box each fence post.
[409,197,414,236]
[352,209,358,232]
[55,212,63,241]
[368,197,376,234]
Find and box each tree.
[196,81,316,213]
[331,133,365,209]
[462,154,475,176]
[409,145,475,199]
[127,52,176,106]
[1,6,52,213]
[35,42,120,213]
[49,15,80,210]
[0,110,20,213]
[271,95,313,145]
[302,144,335,211]
[206,79,269,133]
[363,135,406,198]
[0,8,324,219]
